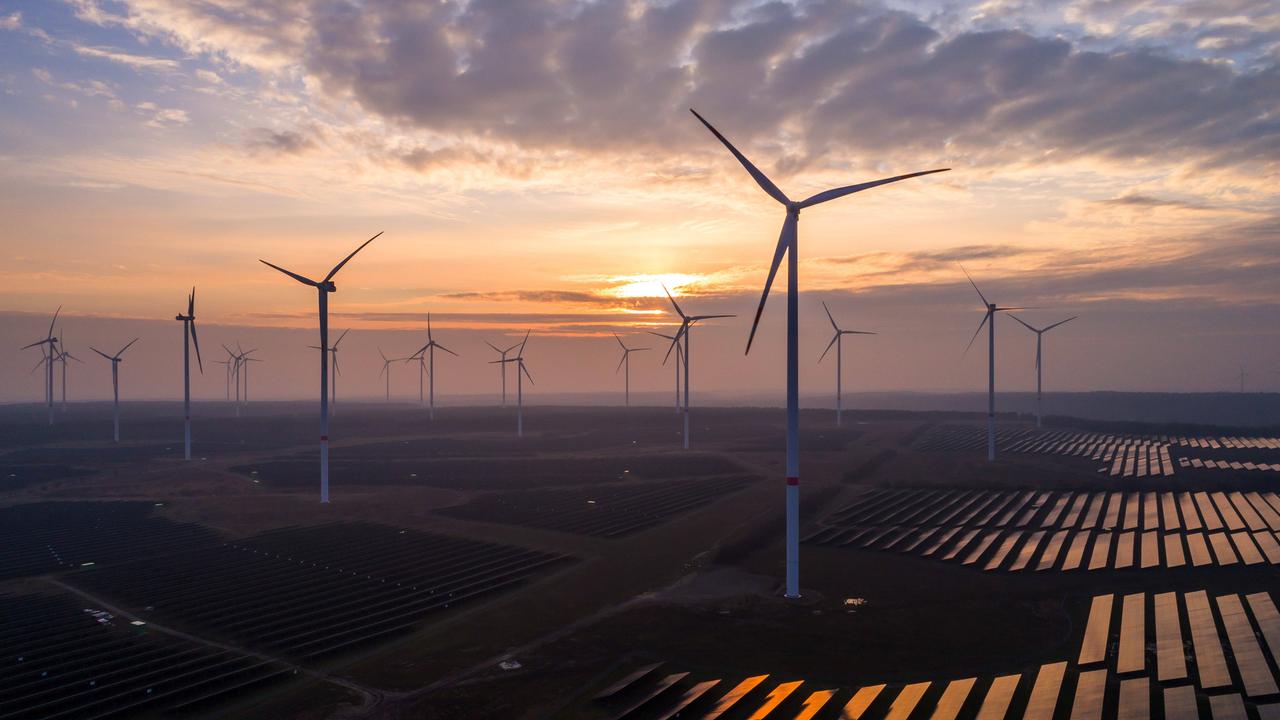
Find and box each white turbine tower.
[1009,314,1077,428]
[819,302,875,428]
[961,267,1031,462]
[309,329,349,416]
[54,339,84,413]
[491,331,532,436]
[241,351,261,404]
[485,339,522,406]
[175,288,203,460]
[613,332,648,407]
[648,331,684,414]
[260,232,381,504]
[377,348,401,402]
[21,307,60,426]
[692,108,948,599]
[409,313,458,421]
[221,344,245,416]
[660,285,734,451]
[90,338,138,443]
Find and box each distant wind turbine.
[692,108,948,599]
[485,339,522,406]
[377,348,401,402]
[21,306,60,426]
[215,352,233,402]
[54,339,84,413]
[613,332,648,407]
[961,267,1032,462]
[175,288,203,460]
[409,313,458,421]
[647,331,683,414]
[90,338,138,443]
[1009,314,1077,428]
[309,329,349,416]
[260,231,381,503]
[660,285,733,451]
[819,302,875,428]
[491,331,532,437]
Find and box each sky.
[0,0,1277,403]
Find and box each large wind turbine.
[175,288,203,460]
[90,338,138,443]
[409,313,458,421]
[491,331,532,436]
[260,232,381,504]
[692,108,948,599]
[961,267,1031,462]
[613,333,648,407]
[309,329,349,416]
[1009,314,1077,428]
[661,286,733,451]
[485,339,522,406]
[819,302,875,428]
[21,307,60,426]
[648,331,683,414]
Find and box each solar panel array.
[439,476,752,537]
[0,592,287,720]
[914,426,1280,477]
[807,488,1280,572]
[0,502,223,581]
[71,522,573,660]
[592,589,1280,719]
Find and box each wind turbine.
[485,339,522,406]
[175,288,203,460]
[221,344,243,415]
[660,284,732,448]
[648,331,684,414]
[613,333,649,407]
[692,108,948,600]
[90,339,138,443]
[1008,314,1076,428]
[21,307,60,425]
[215,352,233,402]
[309,329,349,416]
[818,302,875,428]
[491,331,532,437]
[377,348,400,402]
[961,267,1031,462]
[409,313,458,421]
[260,231,381,504]
[241,352,261,404]
[54,340,84,413]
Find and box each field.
[1,401,1279,719]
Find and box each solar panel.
[702,674,769,719]
[1208,694,1249,720]
[1216,594,1278,697]
[1117,593,1146,674]
[652,680,721,720]
[1113,531,1136,569]
[1087,532,1113,570]
[883,682,931,720]
[1162,685,1198,720]
[974,674,1020,720]
[928,677,976,720]
[1023,662,1068,720]
[1186,590,1233,690]
[1140,531,1160,569]
[1121,678,1152,717]
[839,684,886,720]
[1186,533,1213,567]
[1208,532,1240,565]
[1070,668,1107,719]
[1155,592,1187,682]
[1062,531,1092,571]
[744,679,803,720]
[983,532,1024,571]
[1252,532,1280,564]
[1230,531,1265,565]
[1036,530,1070,571]
[1079,595,1114,666]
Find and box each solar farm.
[4,404,1280,719]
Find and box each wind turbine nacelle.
[322,281,337,292]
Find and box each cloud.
[439,290,613,305]
[1,12,21,31]
[1095,193,1209,210]
[245,128,315,156]
[70,43,179,70]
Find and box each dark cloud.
[438,290,610,305]
[245,127,315,155]
[1095,194,1208,210]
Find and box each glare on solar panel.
[839,684,886,720]
[1185,590,1232,690]
[883,682,930,720]
[1023,662,1068,720]
[928,677,976,720]
[1154,592,1187,682]
[974,675,1020,720]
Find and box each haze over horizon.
[2,0,1277,402]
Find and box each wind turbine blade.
[689,108,790,206]
[332,353,341,376]
[632,347,650,352]
[334,329,350,347]
[517,330,531,357]
[819,333,839,363]
[190,320,203,372]
[822,301,839,331]
[844,330,877,335]
[21,339,48,350]
[30,356,45,374]
[188,287,196,317]
[995,306,1041,312]
[521,362,534,385]
[47,305,61,338]
[1035,343,1041,372]
[616,353,627,373]
[409,344,429,359]
[91,347,113,361]
[426,312,432,341]
[484,340,502,353]
[1044,316,1079,332]
[324,231,383,282]
[662,322,687,365]
[662,284,687,320]
[797,168,950,209]
[962,311,990,358]
[379,348,388,363]
[504,342,522,354]
[1008,314,1038,333]
[693,314,736,321]
[438,344,459,357]
[958,264,989,308]
[259,259,319,287]
[613,331,627,350]
[647,331,675,341]
[746,213,795,354]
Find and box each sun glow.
[601,274,705,299]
